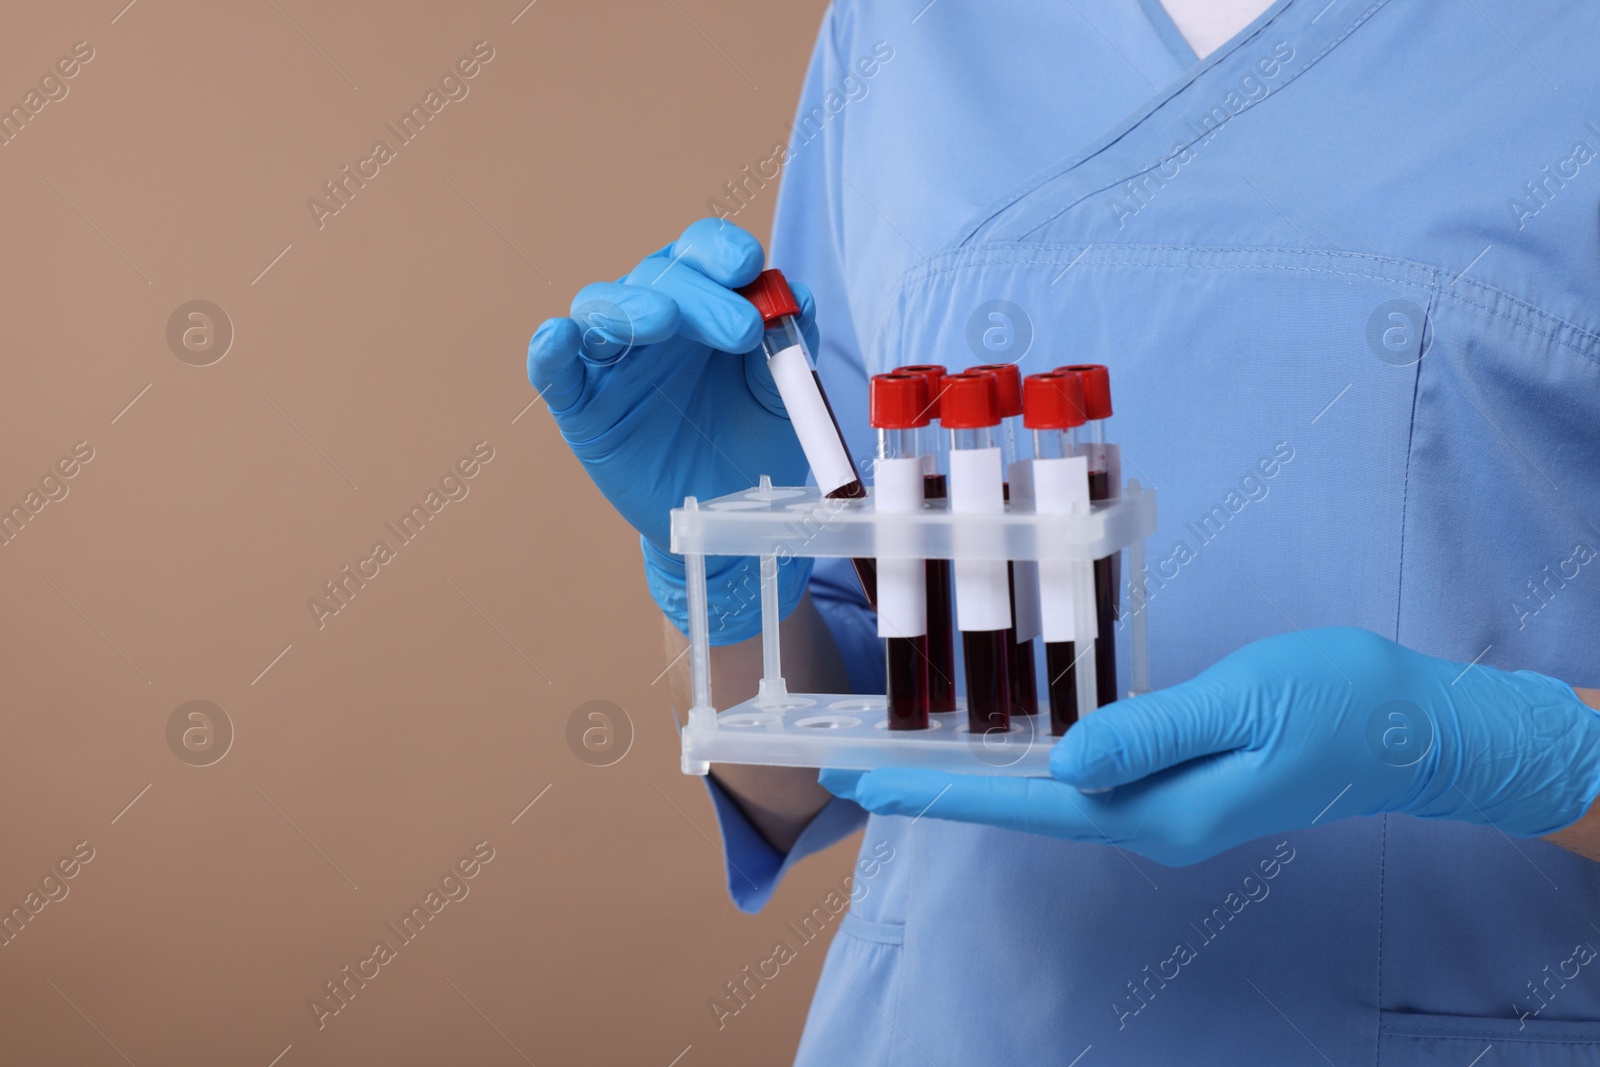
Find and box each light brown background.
[0,2,850,1064]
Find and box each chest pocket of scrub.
[877,244,1436,684]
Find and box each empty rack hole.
[795,715,861,730]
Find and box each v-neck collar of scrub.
[952,0,1386,249]
[1137,0,1202,68]
[1140,0,1296,69]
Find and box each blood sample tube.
[942,370,1012,735]
[870,372,932,730]
[1024,372,1090,735]
[738,269,876,608]
[970,363,1040,717]
[892,364,956,714]
[1058,363,1118,706]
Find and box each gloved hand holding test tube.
[526,220,820,646]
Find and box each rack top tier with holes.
[671,481,1155,562]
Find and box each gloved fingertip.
[570,283,679,349]
[842,767,956,817]
[818,767,867,800]
[723,234,766,289]
[691,291,762,354]
[728,301,765,353]
[1049,717,1130,790]
[528,315,576,357]
[678,217,765,288]
[790,280,816,323]
[789,281,822,356]
[526,318,584,400]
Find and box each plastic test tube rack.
[673,475,1157,778]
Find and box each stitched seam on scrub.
[1379,1023,1600,1044]
[885,250,1600,365]
[890,243,1443,300]
[1390,277,1431,654]
[908,242,1440,281]
[875,252,1422,377]
[1429,282,1600,369]
[837,913,906,947]
[1009,2,1392,242]
[897,245,1600,355]
[956,0,1390,245]
[897,252,1437,303]
[1375,814,1386,1067]
[887,918,907,1067]
[877,255,1433,365]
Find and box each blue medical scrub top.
[702,1,1600,1062]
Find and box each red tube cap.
[940,370,1002,429]
[870,372,932,429]
[1023,371,1087,430]
[1057,364,1112,420]
[737,268,800,323]
[893,364,946,421]
[970,363,1023,418]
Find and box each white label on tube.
[1007,459,1043,643]
[873,457,927,639]
[767,344,857,495]
[1077,558,1099,643]
[1034,455,1091,643]
[948,446,1011,632]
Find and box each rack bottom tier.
[681,694,1058,777]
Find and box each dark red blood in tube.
[922,474,957,713]
[886,633,931,730]
[1047,640,1079,735]
[1006,562,1039,715]
[963,629,1011,734]
[1086,469,1117,707]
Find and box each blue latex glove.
[527,219,817,644]
[823,628,1600,866]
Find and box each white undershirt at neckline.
[1160,0,1276,58]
